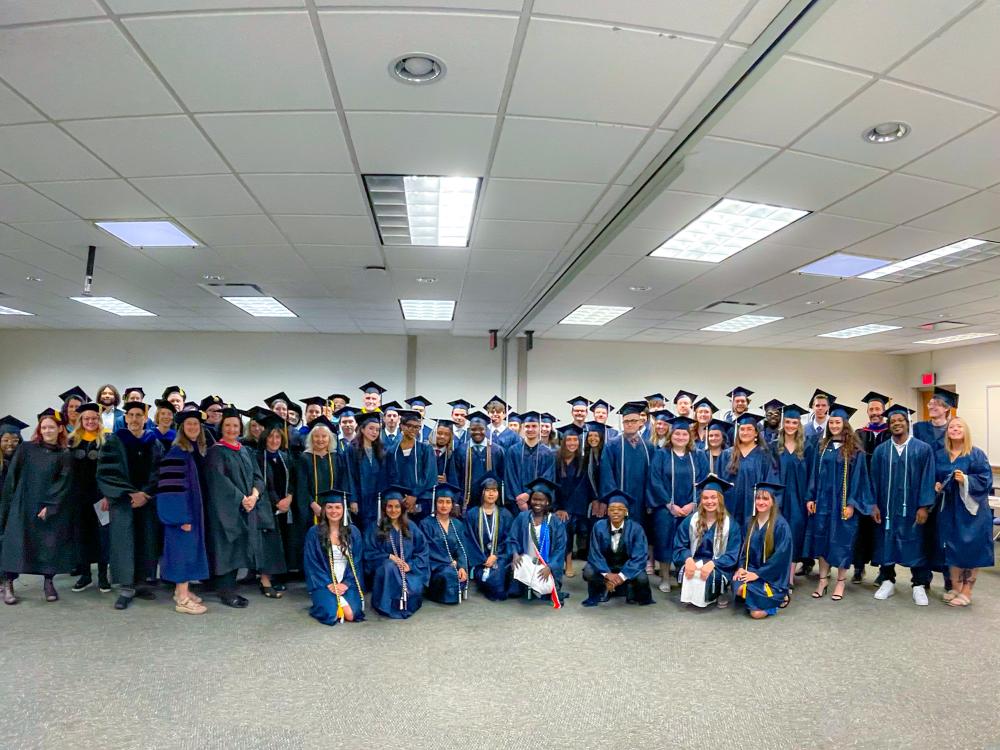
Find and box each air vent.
[919,321,969,331]
[198,282,265,298]
[701,300,759,315]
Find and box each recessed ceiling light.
[650,198,809,263]
[559,305,632,326]
[914,331,998,344]
[701,314,783,332]
[24,275,42,283]
[202,273,225,281]
[798,253,890,277]
[858,238,1000,282]
[415,276,437,284]
[223,296,296,318]
[818,323,901,338]
[364,175,481,247]
[863,121,910,144]
[71,296,156,317]
[400,299,455,321]
[628,285,652,292]
[390,53,445,84]
[95,220,199,248]
[0,305,34,315]
[805,299,825,306]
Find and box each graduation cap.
[264,391,292,409]
[359,381,387,395]
[781,403,808,420]
[405,396,432,408]
[649,409,675,423]
[692,396,718,414]
[355,411,382,429]
[448,399,474,411]
[183,401,200,411]
[382,484,410,501]
[252,408,284,432]
[381,401,402,413]
[219,405,243,420]
[931,386,959,410]
[673,390,698,404]
[667,415,696,432]
[884,403,915,420]
[708,418,732,433]
[466,410,490,426]
[396,409,422,424]
[77,402,100,415]
[333,406,358,420]
[434,482,462,499]
[435,418,457,430]
[37,407,64,425]
[762,398,786,413]
[317,488,352,526]
[583,420,607,434]
[300,396,327,408]
[618,401,647,416]
[199,395,224,410]
[829,404,857,421]
[809,388,835,406]
[122,400,148,413]
[307,415,338,433]
[726,386,753,399]
[697,474,733,494]
[327,393,350,404]
[566,396,591,407]
[484,395,509,412]
[644,393,665,403]
[59,385,90,403]
[519,410,541,424]
[0,415,29,435]
[477,471,503,490]
[173,408,204,426]
[507,412,522,424]
[557,423,584,440]
[540,413,557,425]
[733,412,761,427]
[601,488,634,509]
[590,399,614,412]
[161,385,186,400]
[286,401,302,416]
[860,391,891,406]
[526,477,559,499]
[754,480,785,495]
[122,386,145,398]
[153,398,176,413]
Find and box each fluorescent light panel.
[365,175,480,247]
[798,253,889,277]
[223,296,296,318]
[399,299,455,321]
[651,198,809,263]
[914,331,998,344]
[559,305,632,326]
[701,314,783,332]
[818,323,901,339]
[95,220,198,248]
[71,296,156,317]
[0,305,33,315]
[859,238,1000,282]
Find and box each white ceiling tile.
[492,117,646,182]
[382,246,468,270]
[480,179,604,223]
[661,43,746,130]
[271,215,375,245]
[319,0,520,8]
[612,257,706,291]
[669,136,778,194]
[0,186,77,222]
[734,272,837,306]
[0,171,14,185]
[731,151,886,211]
[178,215,285,245]
[585,184,628,224]
[839,225,961,261]
[534,0,753,37]
[196,112,352,173]
[347,112,494,175]
[902,116,1000,189]
[391,269,465,298]
[123,12,334,111]
[767,212,891,250]
[0,20,179,120]
[890,2,1000,107]
[30,179,163,219]
[461,271,529,302]
[728,0,788,44]
[907,190,1000,236]
[630,189,718,232]
[615,128,676,185]
[825,173,976,225]
[130,174,259,217]
[467,249,555,274]
[0,123,113,181]
[710,57,872,147]
[0,0,102,24]
[791,0,976,73]
[472,219,577,251]
[295,244,383,268]
[793,81,994,170]
[509,19,714,126]
[214,245,309,276]
[602,226,675,256]
[64,116,228,177]
[7,219,107,251]
[320,11,517,114]
[0,83,44,126]
[109,1,303,10]
[242,174,365,216]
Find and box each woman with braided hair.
[303,489,365,625]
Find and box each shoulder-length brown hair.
[820,417,861,461]
[173,423,207,455]
[32,417,68,448]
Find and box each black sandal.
[259,583,283,599]
[831,577,847,602]
[811,575,829,598]
[779,592,791,609]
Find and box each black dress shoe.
[219,593,249,608]
[98,574,112,593]
[134,589,157,601]
[72,575,93,592]
[851,568,864,584]
[114,595,132,610]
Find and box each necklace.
[389,527,408,610]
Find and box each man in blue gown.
[582,489,653,607]
[599,401,653,520]
[455,411,506,511]
[504,411,555,515]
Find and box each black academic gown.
[253,448,290,576]
[70,437,104,566]
[204,442,265,577]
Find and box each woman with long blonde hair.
[933,417,993,607]
[734,481,793,617]
[69,403,111,594]
[775,404,814,586]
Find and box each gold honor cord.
[312,452,335,525]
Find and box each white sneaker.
[658,580,671,593]
[912,585,929,606]
[873,580,896,600]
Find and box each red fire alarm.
[921,372,935,386]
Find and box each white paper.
[93,500,110,527]
[513,558,554,595]
[679,562,709,607]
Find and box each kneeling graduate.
[363,485,430,619]
[420,483,478,604]
[733,481,793,618]
[581,489,654,607]
[672,474,742,609]
[506,477,567,607]
[303,489,365,625]
[465,472,514,601]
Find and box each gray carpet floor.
[1,564,998,750]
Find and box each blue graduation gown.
[933,447,994,569]
[777,441,815,562]
[380,429,401,454]
[505,441,556,504]
[870,438,936,568]
[294,450,351,550]
[488,426,521,452]
[465,505,513,600]
[698,449,727,478]
[433,448,460,495]
[505,511,567,596]
[599,436,654,518]
[587,518,648,580]
[418,424,434,444]
[384,441,437,520]
[646,449,709,562]
[304,524,365,625]
[672,514,742,578]
[454,441,506,510]
[718,445,779,530]
[555,459,591,517]
[803,444,873,568]
[735,515,792,612]
[155,446,209,584]
[912,420,947,451]
[419,516,476,604]
[363,523,430,619]
[345,443,385,530]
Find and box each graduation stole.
[528,514,561,610]
[885,441,910,530]
[312,452,335,525]
[738,518,772,600]
[436,518,469,602]
[840,452,849,521]
[477,507,499,559]
[326,535,365,623]
[389,527,408,610]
